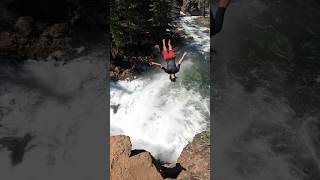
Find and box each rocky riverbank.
[0,16,71,59]
[0,0,107,60]
[110,131,210,180]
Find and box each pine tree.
[111,0,179,52]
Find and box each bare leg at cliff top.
[211,0,231,36]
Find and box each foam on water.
[179,16,210,53]
[110,72,209,162]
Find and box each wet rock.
[110,55,154,81]
[186,36,194,41]
[0,0,107,59]
[0,17,70,59]
[110,135,163,180]
[14,16,35,37]
[110,104,120,114]
[0,32,17,52]
[177,131,210,180]
[46,23,68,38]
[151,45,161,56]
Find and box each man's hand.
[149,60,157,66]
[149,61,163,68]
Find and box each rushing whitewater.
[110,16,210,162]
[179,16,210,53]
[0,51,108,179]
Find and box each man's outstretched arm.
[150,61,168,72]
[178,52,188,65]
[150,61,163,68]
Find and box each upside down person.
[150,39,188,82]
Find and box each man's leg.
[211,7,226,35]
[162,39,167,51]
[219,0,231,8]
[168,39,173,51]
[211,0,231,36]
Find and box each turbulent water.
[213,0,320,179]
[0,51,107,179]
[110,16,210,162]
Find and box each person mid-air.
[150,39,188,82]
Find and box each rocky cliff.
[177,131,210,179]
[110,131,210,180]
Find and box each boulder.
[46,23,68,38]
[110,135,163,180]
[177,131,210,180]
[0,32,16,51]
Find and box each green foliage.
[110,0,179,50]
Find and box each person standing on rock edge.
[149,39,188,82]
[211,0,231,36]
